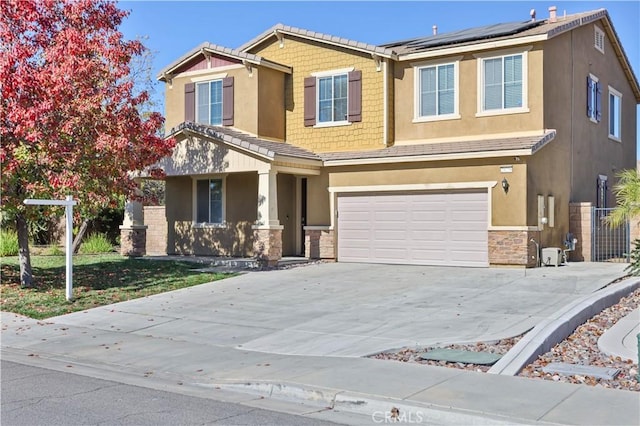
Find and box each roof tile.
[320,131,556,162]
[167,122,321,162]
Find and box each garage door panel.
[338,190,488,267]
[451,232,486,243]
[374,229,408,240]
[375,212,407,222]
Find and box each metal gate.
[591,207,630,262]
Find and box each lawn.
[0,254,233,319]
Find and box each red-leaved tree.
[1,0,175,287]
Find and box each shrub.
[79,233,113,254]
[626,239,640,276]
[0,229,19,256]
[47,245,64,256]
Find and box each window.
[318,74,348,123]
[185,77,233,125]
[594,25,605,54]
[196,178,224,224]
[587,74,601,123]
[196,80,223,125]
[304,69,361,127]
[415,61,458,120]
[477,49,528,115]
[608,87,622,141]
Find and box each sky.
[118,0,640,145]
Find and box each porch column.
[120,193,147,257]
[252,169,283,266]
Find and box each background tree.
[1,0,175,287]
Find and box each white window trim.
[313,69,351,127]
[195,79,224,126]
[475,47,530,117]
[192,175,227,227]
[189,72,228,83]
[314,121,351,128]
[588,73,599,124]
[413,57,461,123]
[608,85,622,142]
[311,67,354,77]
[594,25,605,54]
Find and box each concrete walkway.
[599,307,640,362]
[2,262,639,425]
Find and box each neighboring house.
[140,7,639,267]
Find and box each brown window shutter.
[185,82,195,122]
[348,70,362,122]
[222,77,234,126]
[304,76,316,127]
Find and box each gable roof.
[166,122,321,163]
[238,23,397,59]
[157,42,292,82]
[320,131,556,165]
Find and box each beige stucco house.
[128,7,639,267]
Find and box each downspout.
[570,30,575,198]
[383,58,388,147]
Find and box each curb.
[488,277,640,376]
[205,381,541,425]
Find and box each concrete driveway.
[43,261,626,357]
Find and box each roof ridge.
[238,22,397,57]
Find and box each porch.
[119,122,326,265]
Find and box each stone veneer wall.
[488,230,541,267]
[569,202,592,261]
[120,226,147,257]
[305,229,335,259]
[143,206,167,255]
[253,228,282,266]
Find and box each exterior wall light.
[501,177,510,193]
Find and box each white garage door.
[337,190,488,267]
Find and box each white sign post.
[24,196,77,301]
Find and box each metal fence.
[591,207,630,262]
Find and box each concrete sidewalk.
[598,306,640,362]
[2,262,639,425]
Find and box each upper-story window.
[184,76,234,126]
[318,74,348,123]
[197,80,223,125]
[414,59,460,122]
[304,68,361,127]
[594,25,605,54]
[608,86,622,141]
[587,74,601,123]
[476,49,529,116]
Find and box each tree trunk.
[16,213,34,288]
[72,219,89,254]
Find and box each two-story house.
[131,7,639,267]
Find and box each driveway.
[40,261,626,357]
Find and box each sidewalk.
[2,263,639,425]
[598,306,640,362]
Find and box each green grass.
[0,229,19,256]
[0,254,234,319]
[79,233,113,254]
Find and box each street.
[1,360,343,426]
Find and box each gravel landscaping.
[371,287,640,392]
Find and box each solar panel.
[381,20,544,52]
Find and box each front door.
[300,178,307,255]
[277,174,297,256]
